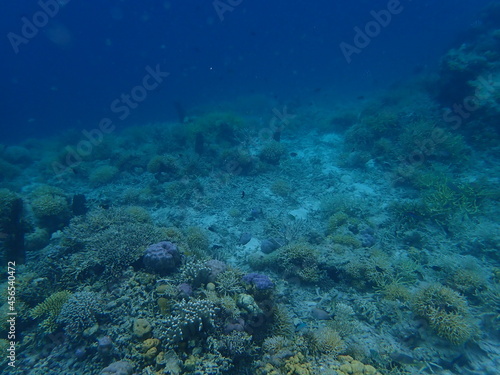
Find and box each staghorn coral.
[216,269,245,296]
[262,335,292,354]
[183,351,233,374]
[376,279,411,302]
[328,302,362,337]
[305,326,345,355]
[448,268,487,296]
[30,290,72,333]
[59,207,165,283]
[269,242,323,283]
[412,284,477,344]
[266,214,309,245]
[271,304,295,338]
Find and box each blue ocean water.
[0,0,492,143]
[1,2,500,375]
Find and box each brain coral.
[143,241,182,274]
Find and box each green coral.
[413,284,477,344]
[271,304,295,337]
[88,165,119,185]
[182,111,245,148]
[422,181,481,223]
[146,154,179,175]
[274,242,322,282]
[329,234,361,248]
[59,207,165,283]
[306,326,345,355]
[215,269,244,296]
[30,185,71,230]
[326,212,349,234]
[259,141,285,165]
[186,226,210,256]
[30,291,72,332]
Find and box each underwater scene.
[1,1,500,374]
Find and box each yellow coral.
[30,291,71,332]
[413,284,476,344]
[133,318,152,340]
[284,353,312,375]
[333,355,383,375]
[157,297,170,315]
[141,338,160,351]
[330,234,361,248]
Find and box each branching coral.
[412,284,477,344]
[271,242,322,283]
[57,291,103,337]
[30,290,72,333]
[59,207,165,283]
[306,326,345,355]
[159,298,217,348]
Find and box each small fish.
[290,152,298,157]
[311,307,331,320]
[241,191,245,198]
[389,352,416,365]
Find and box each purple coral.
[143,241,181,274]
[205,259,227,282]
[242,272,274,290]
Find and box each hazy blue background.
[0,0,493,143]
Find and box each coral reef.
[30,290,71,333]
[143,241,182,274]
[57,291,103,337]
[29,185,71,231]
[158,298,217,348]
[412,284,477,344]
